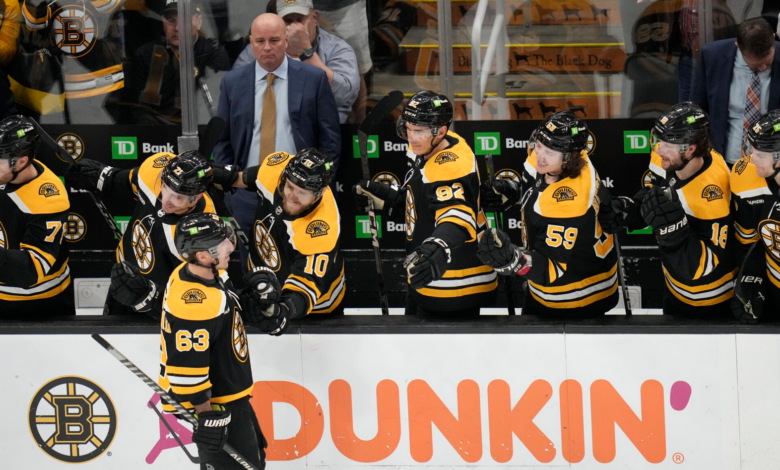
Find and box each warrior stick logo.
[306,220,330,237]
[56,133,85,162]
[267,152,291,166]
[434,152,458,164]
[39,183,60,197]
[182,289,207,303]
[232,309,249,362]
[254,220,281,271]
[28,376,117,463]
[553,186,577,202]
[51,5,98,58]
[701,185,724,201]
[64,213,87,242]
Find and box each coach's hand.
[193,407,231,452]
[405,237,450,289]
[109,262,158,312]
[640,186,689,247]
[732,274,765,324]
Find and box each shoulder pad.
[256,152,292,200]
[534,153,596,219]
[677,151,731,220]
[287,189,340,255]
[137,152,174,201]
[731,155,771,199]
[7,162,69,214]
[648,146,666,179]
[163,264,228,321]
[421,132,476,183]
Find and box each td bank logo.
[624,131,650,153]
[112,136,137,159]
[356,215,382,238]
[474,132,501,155]
[28,376,117,463]
[353,135,378,158]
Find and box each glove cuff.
[132,281,158,312]
[242,165,260,191]
[422,237,451,264]
[97,166,117,193]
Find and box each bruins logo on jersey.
[585,131,596,155]
[306,220,329,237]
[182,289,207,303]
[372,172,400,187]
[267,152,291,166]
[56,133,85,162]
[254,221,281,271]
[64,213,87,242]
[131,219,155,274]
[232,309,249,362]
[702,185,724,201]
[51,5,98,58]
[497,168,521,183]
[39,183,60,197]
[434,152,458,164]
[152,153,173,168]
[734,157,749,175]
[759,221,780,260]
[405,190,416,240]
[553,186,577,202]
[28,376,117,463]
[0,221,6,249]
[642,169,654,188]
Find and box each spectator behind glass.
[233,0,359,124]
[122,0,229,124]
[691,17,780,165]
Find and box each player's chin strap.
[415,129,447,160]
[8,157,32,182]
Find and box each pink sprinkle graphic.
[670,381,692,411]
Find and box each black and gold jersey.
[731,155,780,297]
[159,264,253,412]
[97,152,215,305]
[521,151,618,311]
[404,131,497,311]
[645,149,736,309]
[0,161,70,306]
[246,151,345,315]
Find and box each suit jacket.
[213,58,341,171]
[690,39,780,156]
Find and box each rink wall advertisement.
[3,332,780,469]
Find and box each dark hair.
[690,132,712,160]
[558,152,587,180]
[737,17,775,58]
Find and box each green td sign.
[112,137,138,159]
[623,131,650,153]
[356,215,382,238]
[474,132,501,155]
[353,135,378,158]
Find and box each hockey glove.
[246,299,293,336]
[404,237,451,289]
[193,407,231,453]
[239,266,282,315]
[64,159,117,193]
[353,180,401,219]
[210,163,239,191]
[599,196,640,234]
[480,178,521,212]
[640,185,689,247]
[476,228,530,276]
[108,262,159,313]
[732,273,766,324]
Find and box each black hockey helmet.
[534,111,588,161]
[745,109,780,163]
[396,90,454,139]
[175,213,236,262]
[160,150,214,196]
[278,148,333,196]
[652,101,709,148]
[0,115,39,163]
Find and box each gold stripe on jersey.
[311,265,346,314]
[735,221,758,244]
[416,265,498,298]
[65,64,124,99]
[0,263,70,300]
[676,151,730,220]
[731,155,772,199]
[528,262,618,308]
[649,148,665,179]
[21,243,57,271]
[420,131,476,183]
[288,190,340,255]
[692,240,719,280]
[170,380,212,396]
[435,204,477,241]
[525,152,538,179]
[534,152,597,219]
[8,76,66,114]
[6,163,69,214]
[662,266,736,306]
[766,255,780,289]
[163,265,228,321]
[548,260,567,284]
[161,385,254,412]
[256,152,293,201]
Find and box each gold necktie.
[259,73,277,161]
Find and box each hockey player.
[160,212,266,469]
[477,112,619,316]
[730,110,780,323]
[220,148,344,327]
[352,90,496,317]
[0,115,72,315]
[600,102,735,316]
[64,150,217,315]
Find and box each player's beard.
[663,154,690,173]
[282,198,307,216]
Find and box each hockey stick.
[484,154,515,315]
[611,226,632,316]
[148,399,201,464]
[358,90,404,315]
[31,119,124,240]
[91,334,260,470]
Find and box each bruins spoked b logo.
[372,172,400,187]
[405,190,416,240]
[254,221,280,271]
[496,168,521,183]
[641,169,654,188]
[28,376,117,463]
[51,5,98,58]
[233,309,249,362]
[131,218,155,274]
[56,133,85,162]
[585,131,596,155]
[759,221,780,260]
[64,213,87,242]
[0,221,6,249]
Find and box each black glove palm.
[193,408,231,452]
[732,274,765,324]
[640,186,689,247]
[599,196,639,234]
[480,178,521,212]
[210,163,239,191]
[476,228,527,275]
[109,262,158,312]
[352,179,401,218]
[405,237,451,289]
